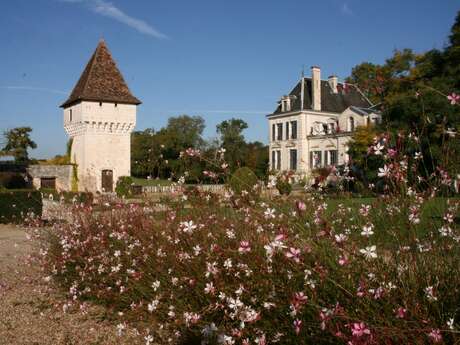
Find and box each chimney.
[311,66,321,111]
[328,75,338,93]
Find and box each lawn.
[131,177,172,186]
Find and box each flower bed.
[32,190,459,344]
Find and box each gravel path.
[0,224,143,345]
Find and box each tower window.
[99,102,102,107]
[69,109,72,122]
[115,103,118,107]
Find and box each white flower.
[224,258,233,269]
[335,233,348,243]
[374,143,384,155]
[116,323,126,337]
[180,220,197,234]
[447,317,455,330]
[361,224,374,237]
[204,282,215,294]
[145,335,154,345]
[264,208,276,219]
[218,334,235,345]
[378,165,390,178]
[148,299,159,312]
[425,286,437,302]
[360,245,377,260]
[151,280,161,291]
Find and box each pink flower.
[293,319,302,335]
[238,241,251,253]
[338,255,349,266]
[395,307,407,319]
[285,247,301,263]
[296,201,307,211]
[351,322,371,337]
[428,329,442,343]
[447,92,460,105]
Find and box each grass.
[131,177,172,187]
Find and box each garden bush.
[0,171,28,189]
[0,189,42,223]
[115,176,134,198]
[228,167,258,195]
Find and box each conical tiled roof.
[61,40,141,108]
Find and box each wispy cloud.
[149,109,271,115]
[341,3,354,16]
[1,86,68,95]
[59,0,168,39]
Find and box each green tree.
[1,127,37,162]
[216,118,248,172]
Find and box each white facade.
[268,66,381,176]
[63,101,136,192]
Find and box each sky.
[0,0,458,159]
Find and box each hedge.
[0,189,42,223]
[39,189,93,205]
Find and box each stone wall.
[27,165,73,191]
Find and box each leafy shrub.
[0,172,27,189]
[0,189,42,223]
[228,167,258,195]
[274,171,294,195]
[276,178,292,195]
[115,176,134,198]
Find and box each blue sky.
[0,0,458,158]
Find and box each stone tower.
[61,40,141,192]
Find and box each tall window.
[69,109,72,122]
[271,150,276,170]
[310,151,322,169]
[290,121,297,139]
[272,124,276,141]
[276,150,281,170]
[329,150,338,166]
[277,123,283,141]
[290,149,297,170]
[285,122,289,139]
[348,117,355,132]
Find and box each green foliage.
[131,116,269,182]
[276,178,292,195]
[115,176,134,198]
[1,127,37,162]
[0,189,42,223]
[228,167,258,195]
[347,11,460,181]
[217,118,248,172]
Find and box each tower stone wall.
[60,40,140,193]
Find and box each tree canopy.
[1,127,37,162]
[347,11,460,182]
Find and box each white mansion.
[267,66,381,175]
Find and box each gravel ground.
[0,224,144,345]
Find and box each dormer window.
[280,95,295,112]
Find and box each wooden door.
[101,170,113,192]
[41,177,56,190]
